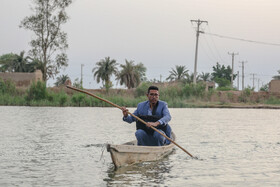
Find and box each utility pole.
[250,73,257,91]
[190,19,208,84]
[239,61,247,90]
[237,71,239,90]
[81,64,84,88]
[228,52,238,88]
[257,79,260,91]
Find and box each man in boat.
[122,86,172,146]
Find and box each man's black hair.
[147,86,159,93]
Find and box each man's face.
[147,89,159,105]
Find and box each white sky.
[1,0,280,89]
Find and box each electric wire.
[199,37,217,63]
[201,34,224,63]
[203,32,280,47]
[205,25,227,63]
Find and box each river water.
[0,106,280,186]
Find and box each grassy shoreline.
[1,80,280,108]
[1,91,280,109]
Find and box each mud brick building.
[0,70,43,88]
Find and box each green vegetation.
[1,0,278,109]
[264,97,280,105]
[0,78,279,108]
[260,84,269,91]
[238,88,252,103]
[0,78,16,95]
[117,59,147,89]
[54,74,70,87]
[0,51,40,73]
[25,81,48,101]
[92,57,119,92]
[211,62,235,88]
[0,79,280,108]
[166,65,189,81]
[0,80,150,107]
[20,0,72,81]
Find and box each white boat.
[107,132,176,168]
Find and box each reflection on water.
[1,107,280,186]
[105,154,174,186]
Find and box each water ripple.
[1,107,280,186]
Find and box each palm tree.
[54,74,70,87]
[0,53,16,72]
[0,51,39,73]
[185,73,200,84]
[166,65,189,81]
[199,72,212,82]
[92,57,118,90]
[0,52,28,72]
[25,58,43,73]
[13,51,29,72]
[117,60,147,89]
[134,62,147,82]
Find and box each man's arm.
[122,107,137,123]
[158,102,171,125]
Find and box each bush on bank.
[0,80,279,107]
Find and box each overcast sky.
[1,0,280,89]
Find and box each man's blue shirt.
[123,100,171,125]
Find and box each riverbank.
[180,101,280,109]
[1,87,280,109]
[1,80,280,108]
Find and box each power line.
[204,32,280,46]
[205,25,227,63]
[200,34,225,63]
[199,37,218,63]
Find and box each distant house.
[0,70,43,88]
[269,80,280,93]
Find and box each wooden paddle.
[66,85,195,158]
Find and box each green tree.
[117,60,147,89]
[214,77,231,88]
[166,65,189,81]
[72,78,82,89]
[25,81,48,101]
[184,73,199,84]
[199,72,212,82]
[0,53,17,72]
[20,0,72,81]
[0,51,37,72]
[135,62,147,82]
[272,70,280,80]
[92,57,119,91]
[260,84,269,91]
[54,74,70,86]
[211,62,235,87]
